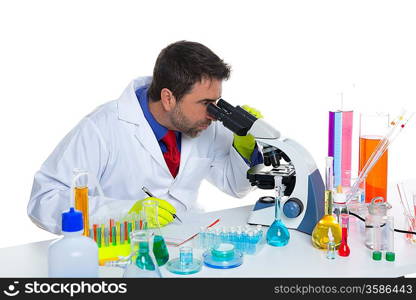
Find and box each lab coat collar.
[117,76,152,125]
[117,76,197,180]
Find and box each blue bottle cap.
[62,207,84,232]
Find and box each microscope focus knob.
[283,198,304,218]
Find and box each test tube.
[104,227,109,247]
[124,221,128,241]
[109,218,114,243]
[93,223,98,242]
[385,216,395,262]
[112,226,117,246]
[241,230,249,253]
[120,223,125,245]
[247,231,255,254]
[214,228,221,248]
[207,228,214,249]
[127,222,132,244]
[372,219,382,261]
[97,227,102,248]
[116,220,121,245]
[256,225,263,238]
[230,227,236,248]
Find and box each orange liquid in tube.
[75,186,89,236]
[359,136,388,203]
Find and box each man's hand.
[233,105,263,161]
[128,197,176,227]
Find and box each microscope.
[207,100,324,234]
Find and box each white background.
[1,0,416,248]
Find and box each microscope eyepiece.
[206,99,257,136]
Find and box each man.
[28,41,263,233]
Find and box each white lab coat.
[28,76,253,233]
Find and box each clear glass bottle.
[122,230,162,278]
[333,185,349,228]
[365,196,391,249]
[266,176,290,247]
[142,199,169,266]
[312,157,342,249]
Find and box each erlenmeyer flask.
[266,176,290,247]
[123,230,162,278]
[142,199,169,266]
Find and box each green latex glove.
[233,105,263,161]
[128,197,176,227]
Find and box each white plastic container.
[48,207,98,277]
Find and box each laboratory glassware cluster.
[47,100,416,277]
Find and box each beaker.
[72,168,89,236]
[359,113,389,203]
[365,197,391,249]
[123,230,162,278]
[141,199,170,266]
[166,246,202,275]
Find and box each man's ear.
[160,88,176,112]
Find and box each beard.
[169,105,211,138]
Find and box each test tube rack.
[88,213,141,265]
[195,225,265,255]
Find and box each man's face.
[169,78,221,137]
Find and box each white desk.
[1,205,415,277]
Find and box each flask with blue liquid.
[266,176,290,247]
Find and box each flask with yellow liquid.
[312,157,342,249]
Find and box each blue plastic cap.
[62,207,84,232]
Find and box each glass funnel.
[141,199,169,266]
[266,176,290,247]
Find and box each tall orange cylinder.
[75,186,89,236]
[359,136,388,203]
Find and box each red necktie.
[162,130,180,177]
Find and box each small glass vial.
[385,216,395,262]
[326,228,336,260]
